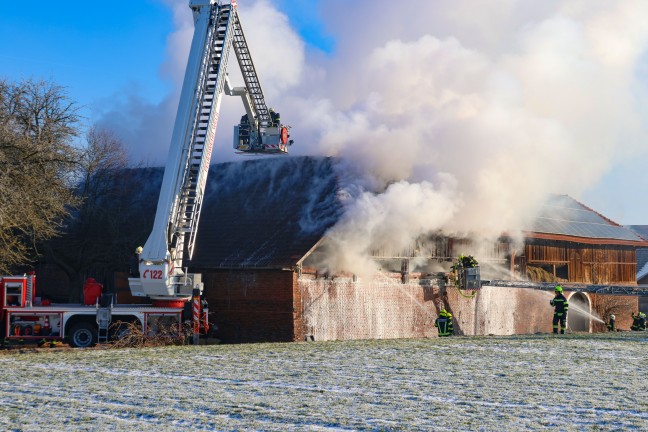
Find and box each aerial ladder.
[128,0,291,307]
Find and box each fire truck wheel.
[69,322,97,348]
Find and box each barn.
[183,156,648,342]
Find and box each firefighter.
[452,254,478,272]
[631,312,646,331]
[269,108,280,127]
[550,285,569,334]
[130,246,143,277]
[435,309,454,337]
[607,314,616,332]
[460,254,478,268]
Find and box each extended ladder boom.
[129,0,290,300]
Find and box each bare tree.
[41,126,134,299]
[78,126,129,204]
[0,78,81,273]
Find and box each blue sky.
[0,0,329,123]
[2,0,648,227]
[0,1,174,118]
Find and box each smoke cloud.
[283,0,648,275]
[100,0,648,275]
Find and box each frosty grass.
[1,332,647,431]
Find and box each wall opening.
[567,292,590,332]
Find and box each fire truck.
[0,0,291,348]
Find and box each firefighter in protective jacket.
[550,285,569,334]
[435,309,454,337]
[631,312,646,331]
[607,314,616,332]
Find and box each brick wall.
[447,286,553,335]
[299,275,551,340]
[589,293,638,331]
[198,270,640,343]
[299,275,438,341]
[200,269,296,343]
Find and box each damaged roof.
[526,195,647,245]
[183,160,647,269]
[189,156,343,269]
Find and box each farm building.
[183,156,648,342]
[32,156,648,342]
[522,195,642,285]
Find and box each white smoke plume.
[283,0,648,275]
[101,0,648,275]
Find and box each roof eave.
[523,231,648,247]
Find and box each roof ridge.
[530,194,645,243]
[566,195,623,227]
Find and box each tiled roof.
[628,225,648,241]
[638,260,648,282]
[189,156,343,269]
[528,195,645,243]
[628,227,648,280]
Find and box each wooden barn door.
[569,251,582,282]
[592,249,605,284]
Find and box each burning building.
[184,156,648,342]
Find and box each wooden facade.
[366,234,640,286]
[522,240,638,285]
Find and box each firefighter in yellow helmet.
[549,285,569,334]
[631,311,646,331]
[435,309,454,337]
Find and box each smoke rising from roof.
[284,0,648,275]
[100,0,648,275]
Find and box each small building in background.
[627,225,648,314]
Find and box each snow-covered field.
[1,333,647,431]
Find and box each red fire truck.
[0,274,191,348]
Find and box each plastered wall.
[299,276,608,340]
